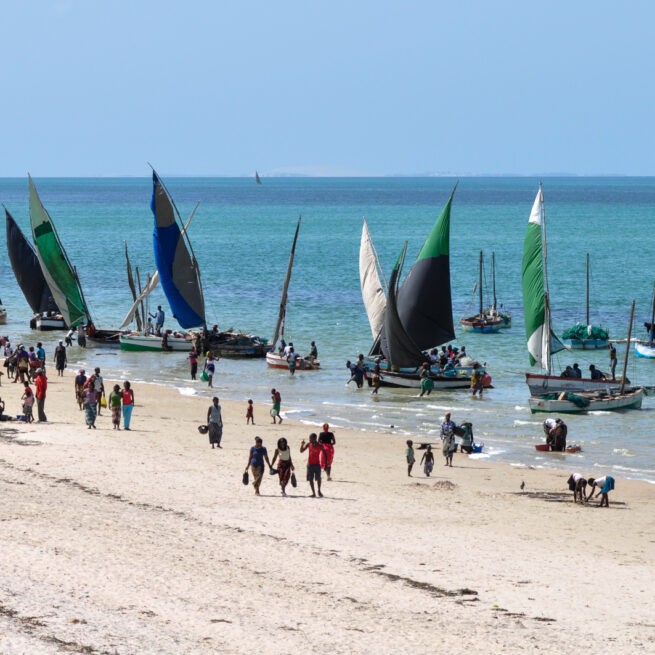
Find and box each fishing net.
[561,324,608,341]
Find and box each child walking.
[246,399,255,424]
[21,382,34,423]
[406,440,415,477]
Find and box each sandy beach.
[0,370,654,654]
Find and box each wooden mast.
[620,300,635,395]
[585,253,590,326]
[492,252,497,311]
[649,282,655,344]
[478,250,483,315]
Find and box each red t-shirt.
[35,375,47,399]
[307,443,322,466]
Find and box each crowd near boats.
[2,173,655,455]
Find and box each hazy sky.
[1,1,654,176]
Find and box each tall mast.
[492,251,497,311]
[540,183,551,374]
[586,253,590,326]
[478,250,483,315]
[271,216,301,350]
[649,282,655,343]
[620,300,635,395]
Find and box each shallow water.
[1,176,654,481]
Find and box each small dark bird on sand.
[520,481,525,491]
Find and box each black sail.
[395,188,456,350]
[380,245,425,368]
[5,208,59,314]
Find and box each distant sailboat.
[255,171,262,185]
[461,251,504,333]
[561,253,609,349]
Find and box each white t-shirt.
[544,418,557,429]
[283,345,292,358]
[592,476,606,489]
[572,472,584,483]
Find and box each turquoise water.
[1,177,654,481]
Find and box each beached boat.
[522,185,612,395]
[5,207,64,329]
[461,251,503,333]
[28,176,92,330]
[530,300,643,414]
[120,332,193,352]
[529,387,644,413]
[266,217,320,371]
[561,254,609,349]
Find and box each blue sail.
[151,172,205,329]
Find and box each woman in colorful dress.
[271,437,294,495]
[84,384,97,429]
[122,381,134,430]
[318,423,336,481]
[109,384,122,430]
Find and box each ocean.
[1,176,654,482]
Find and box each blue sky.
[1,1,653,176]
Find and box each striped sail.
[359,219,387,341]
[151,171,205,329]
[29,175,88,327]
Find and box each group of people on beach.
[567,472,615,507]
[74,367,134,431]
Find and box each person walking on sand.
[35,368,47,422]
[420,445,435,477]
[440,412,456,467]
[300,433,328,498]
[83,383,97,429]
[406,440,415,476]
[271,437,295,496]
[93,367,105,416]
[246,399,254,425]
[204,353,217,388]
[207,396,223,448]
[122,381,134,430]
[21,382,34,423]
[74,369,87,411]
[54,340,67,377]
[109,384,122,430]
[587,475,615,507]
[188,349,198,380]
[319,423,336,480]
[245,436,272,496]
[270,388,282,424]
[567,472,587,503]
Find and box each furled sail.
[151,171,205,329]
[394,186,457,350]
[521,184,564,369]
[5,208,59,315]
[28,175,88,327]
[359,218,387,341]
[119,271,159,330]
[271,216,301,350]
[380,244,425,368]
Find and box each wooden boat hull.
[120,333,192,352]
[525,374,623,395]
[635,342,655,358]
[87,329,122,348]
[32,314,66,331]
[561,338,609,350]
[529,388,644,414]
[377,370,472,390]
[190,331,271,358]
[266,353,320,370]
[461,314,503,333]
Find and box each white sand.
[0,372,654,654]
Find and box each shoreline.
[1,370,654,653]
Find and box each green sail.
[29,176,88,327]
[521,185,563,368]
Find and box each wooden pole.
[492,252,497,311]
[478,250,483,315]
[136,267,145,333]
[649,282,655,344]
[586,253,590,326]
[620,300,635,395]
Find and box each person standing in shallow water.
[122,381,134,430]
[207,396,223,448]
[270,388,282,424]
[204,353,216,388]
[245,436,273,496]
[188,349,198,380]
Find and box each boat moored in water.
[120,331,193,352]
[529,387,644,414]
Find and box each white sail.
[359,218,387,340]
[119,271,159,329]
